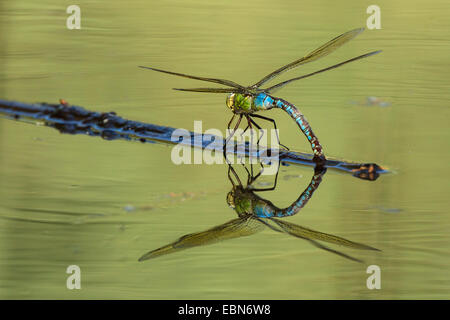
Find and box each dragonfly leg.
[245,162,262,185]
[223,115,236,162]
[245,115,259,154]
[229,163,259,188]
[242,165,255,186]
[226,114,236,133]
[227,165,235,187]
[227,164,242,187]
[248,161,280,192]
[223,114,243,161]
[240,123,250,137]
[238,116,261,150]
[247,117,264,146]
[228,114,242,143]
[249,114,290,151]
[239,118,254,169]
[244,117,267,174]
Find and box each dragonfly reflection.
[139,164,379,263]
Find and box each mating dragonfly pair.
[140,28,381,164]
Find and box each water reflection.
[139,164,379,263]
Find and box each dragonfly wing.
[250,28,365,89]
[138,216,265,261]
[265,50,382,93]
[139,66,246,90]
[173,87,243,93]
[272,218,380,251]
[304,238,364,263]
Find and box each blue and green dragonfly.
[139,28,381,164]
[139,164,379,262]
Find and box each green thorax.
[232,93,255,113]
[227,93,275,114]
[229,187,274,218]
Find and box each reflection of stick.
[0,98,387,180]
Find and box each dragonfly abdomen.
[254,169,325,218]
[269,95,325,160]
[253,181,317,218]
[278,170,324,217]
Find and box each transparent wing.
[304,238,364,263]
[265,50,382,93]
[272,218,380,251]
[173,87,243,93]
[139,66,246,89]
[250,28,365,89]
[271,218,380,263]
[138,217,265,261]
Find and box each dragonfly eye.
[226,191,235,208]
[226,93,235,110]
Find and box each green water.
[0,0,449,299]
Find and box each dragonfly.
[139,28,381,164]
[139,164,379,262]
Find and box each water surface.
[0,0,449,299]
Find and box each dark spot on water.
[378,207,402,214]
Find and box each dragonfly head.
[226,93,253,113]
[227,186,253,217]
